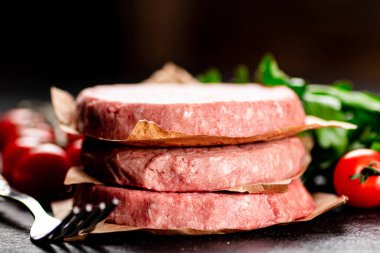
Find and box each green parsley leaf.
[255,53,306,98]
[233,64,250,83]
[197,68,222,83]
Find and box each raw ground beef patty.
[74,179,314,231]
[76,84,305,140]
[82,137,307,192]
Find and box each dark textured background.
[1,1,380,97]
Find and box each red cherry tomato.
[10,143,70,200]
[66,138,83,167]
[0,119,18,151]
[19,127,55,143]
[334,149,380,208]
[0,109,46,150]
[2,136,41,183]
[66,133,83,144]
[2,108,44,125]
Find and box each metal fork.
[0,175,118,243]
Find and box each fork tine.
[80,198,119,234]
[53,198,118,240]
[63,204,102,238]
[49,206,88,241]
[79,202,108,233]
[57,204,95,239]
[35,198,119,242]
[97,198,119,222]
[31,206,81,243]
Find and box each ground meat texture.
[74,179,314,231]
[76,84,305,140]
[82,137,306,192]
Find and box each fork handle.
[0,175,47,218]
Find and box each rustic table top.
[0,200,379,253]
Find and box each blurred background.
[1,0,380,109]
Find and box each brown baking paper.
[143,62,200,84]
[51,191,347,239]
[51,87,356,147]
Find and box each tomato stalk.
[350,162,380,184]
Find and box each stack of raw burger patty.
[74,84,315,232]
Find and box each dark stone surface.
[0,200,379,253]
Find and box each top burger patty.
[76,84,305,140]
